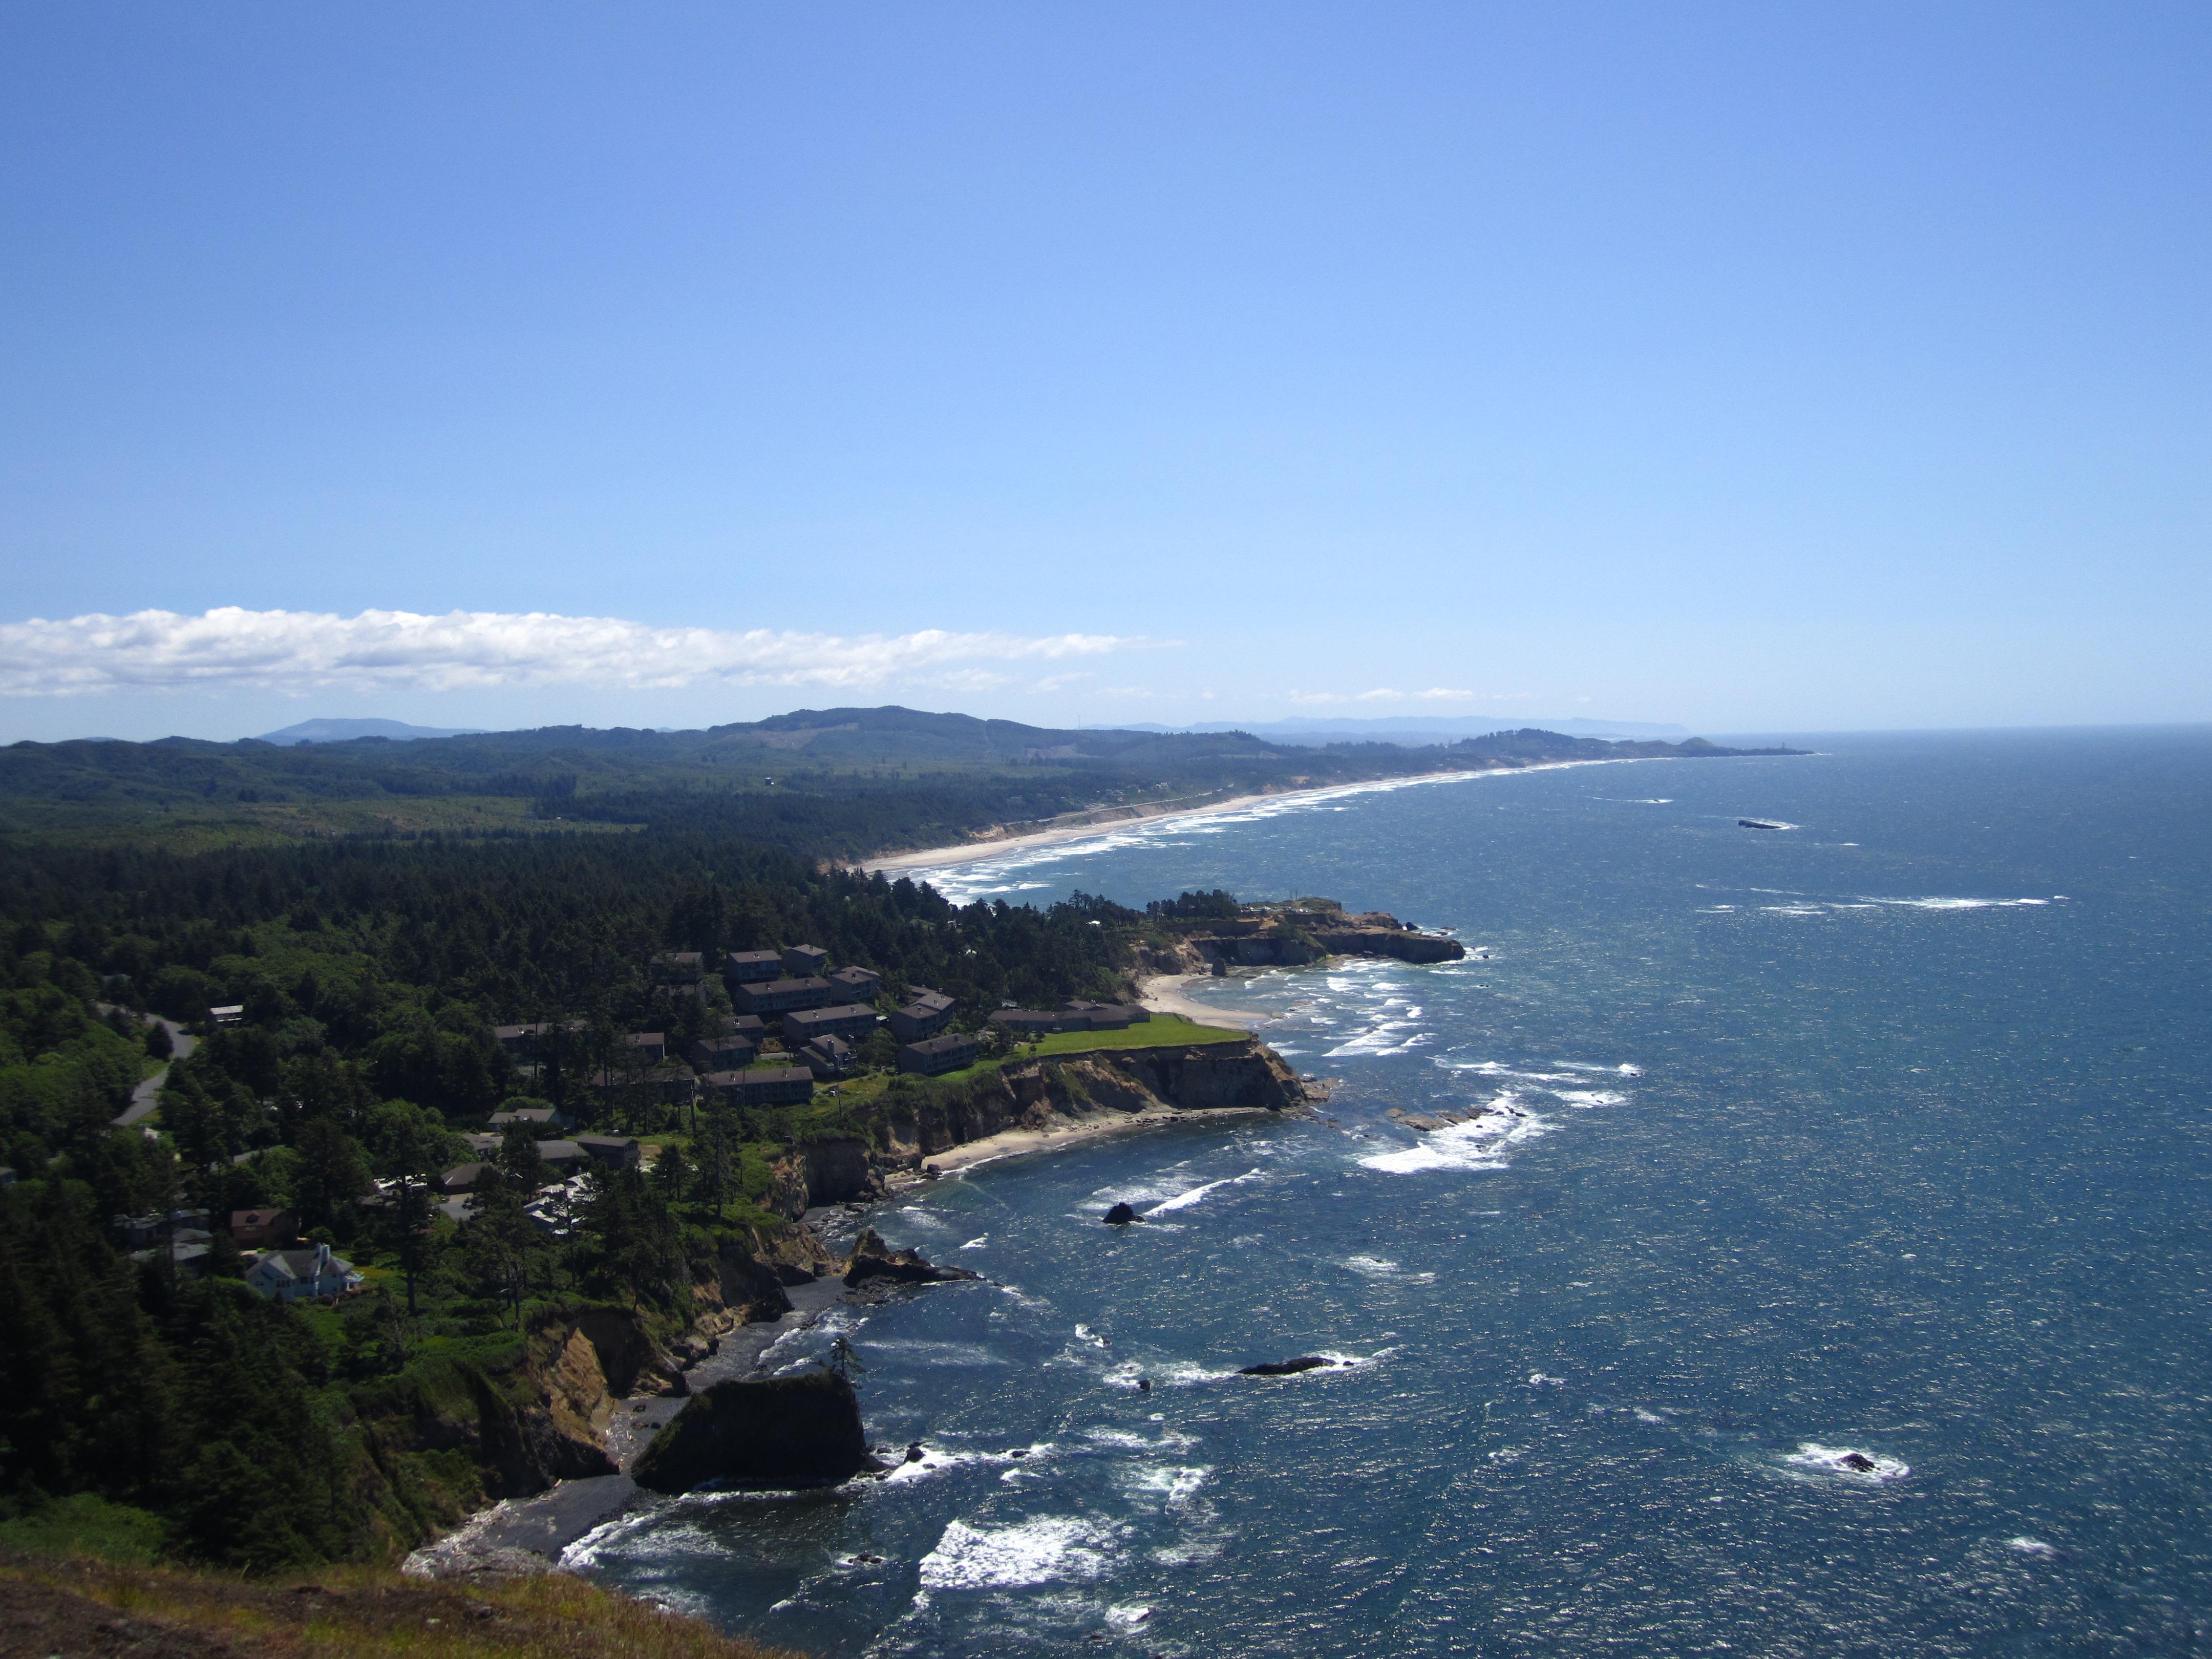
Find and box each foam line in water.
[1144,1168,1266,1216]
[1783,1442,1910,1483]
[917,1516,1118,1590]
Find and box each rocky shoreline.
[405,1034,1323,1580]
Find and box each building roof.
[575,1134,638,1151]
[536,1140,584,1160]
[902,1033,975,1056]
[901,991,956,1015]
[624,1031,666,1047]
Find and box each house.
[208,1005,244,1027]
[827,965,882,1001]
[114,1208,210,1249]
[536,1140,588,1171]
[131,1236,211,1277]
[989,1009,1067,1036]
[783,1003,879,1045]
[888,990,956,1041]
[799,1034,856,1079]
[734,976,834,1015]
[688,1032,757,1071]
[588,1063,697,1104]
[1069,1000,1150,1028]
[735,1067,815,1106]
[576,1134,642,1170]
[229,1207,297,1248]
[898,1033,978,1076]
[493,1020,583,1056]
[461,1132,503,1154]
[624,1031,667,1066]
[488,1107,563,1130]
[652,951,704,983]
[246,1242,361,1303]
[781,943,830,977]
[697,1069,749,1106]
[441,1162,493,1193]
[725,949,783,984]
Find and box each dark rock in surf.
[1840,1452,1877,1473]
[1104,1202,1140,1225]
[633,1373,880,1494]
[843,1227,980,1288]
[1238,1356,1337,1377]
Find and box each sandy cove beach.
[894,1101,1290,1181]
[858,758,1616,877]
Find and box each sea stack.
[632,1373,879,1494]
[1104,1202,1140,1225]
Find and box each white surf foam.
[1144,1168,1265,1216]
[917,1516,1117,1590]
[1784,1442,1910,1483]
[1358,1097,1552,1174]
[1119,1463,1213,1513]
[1860,896,2052,910]
[2007,1536,2056,1556]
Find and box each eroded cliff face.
[876,1039,1305,1166]
[1172,908,1464,968]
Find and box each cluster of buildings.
[494,943,987,1108]
[114,1204,364,1301]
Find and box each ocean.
[573,727,2212,1656]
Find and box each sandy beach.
[895,1101,1289,1180]
[859,758,1615,877]
[1138,971,1266,1029]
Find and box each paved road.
[111,1017,195,1129]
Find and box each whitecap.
[1145,1168,1265,1216]
[960,1235,989,1250]
[1784,1442,1909,1483]
[1119,1463,1213,1512]
[1556,1089,1626,1108]
[1358,1100,1552,1174]
[1527,1372,1565,1388]
[2008,1536,2056,1556]
[1859,896,2052,910]
[1345,1254,1400,1276]
[917,1516,1117,1590]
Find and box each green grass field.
[1026,1013,1249,1056]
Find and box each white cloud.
[0,608,1158,698]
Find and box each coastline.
[896,1100,1290,1180]
[859,758,1619,876]
[1137,971,1267,1030]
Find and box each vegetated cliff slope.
[1141,897,1466,970]
[759,1037,1309,1211]
[0,1552,802,1659]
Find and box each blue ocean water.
[577,729,2212,1656]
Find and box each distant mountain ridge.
[1120,715,1690,745]
[258,716,488,745]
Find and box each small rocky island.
[1140,896,1466,972]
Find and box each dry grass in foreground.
[0,1554,804,1659]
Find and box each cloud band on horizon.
[0,608,1158,697]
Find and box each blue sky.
[3,3,2206,741]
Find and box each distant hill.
[257,717,488,745]
[0,705,1801,853]
[1121,715,1691,745]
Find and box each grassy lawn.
[1027,1014,1248,1056]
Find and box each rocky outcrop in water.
[843,1227,980,1287]
[1104,1202,1140,1225]
[1238,1356,1337,1376]
[631,1373,880,1494]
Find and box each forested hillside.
[0,711,1793,1570]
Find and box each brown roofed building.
[735,976,835,1015]
[229,1207,297,1248]
[898,1033,978,1076]
[888,990,956,1041]
[725,949,783,983]
[783,1003,880,1045]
